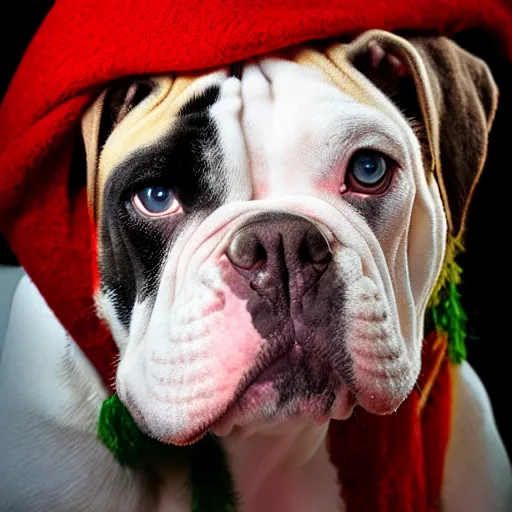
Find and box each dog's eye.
[350,151,387,184]
[132,186,181,217]
[346,150,393,194]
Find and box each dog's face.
[82,30,496,445]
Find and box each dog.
[1,29,511,511]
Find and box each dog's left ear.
[345,30,498,238]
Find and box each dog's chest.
[156,431,345,512]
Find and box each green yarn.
[429,279,467,363]
[98,395,237,511]
[426,236,468,364]
[98,394,162,467]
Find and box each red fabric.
[329,332,452,511]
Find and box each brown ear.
[345,30,498,238]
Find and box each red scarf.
[1,1,510,509]
[329,331,452,511]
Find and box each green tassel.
[426,236,468,364]
[429,280,467,363]
[98,395,237,511]
[98,394,158,467]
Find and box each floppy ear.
[345,30,498,238]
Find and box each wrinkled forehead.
[82,42,389,218]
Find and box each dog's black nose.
[226,213,331,299]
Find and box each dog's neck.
[219,421,343,512]
[154,420,343,511]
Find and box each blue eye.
[349,151,388,186]
[133,186,180,216]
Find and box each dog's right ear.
[82,90,107,220]
[344,30,498,238]
[82,79,155,220]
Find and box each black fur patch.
[99,84,225,328]
[230,254,352,407]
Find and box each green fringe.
[98,235,469,510]
[189,436,238,512]
[98,394,164,467]
[426,236,468,364]
[98,395,237,511]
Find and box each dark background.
[1,3,510,457]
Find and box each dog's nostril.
[227,230,267,271]
[300,230,332,265]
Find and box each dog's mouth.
[138,341,349,445]
[208,342,357,439]
[208,350,296,437]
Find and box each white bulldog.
[0,30,511,511]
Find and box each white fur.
[441,362,512,511]
[0,276,151,512]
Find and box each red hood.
[1,0,511,387]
